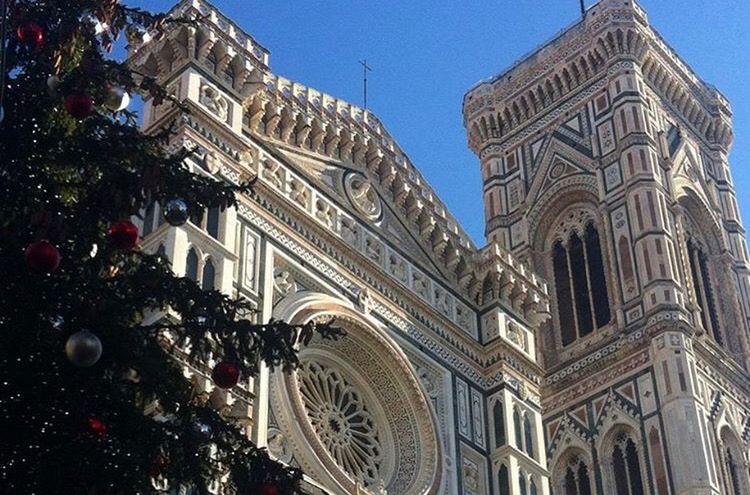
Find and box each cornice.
[463,0,733,154]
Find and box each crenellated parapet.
[242,75,482,286]
[463,0,733,154]
[127,0,549,344]
[128,0,268,98]
[470,243,550,328]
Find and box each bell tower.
[464,0,750,493]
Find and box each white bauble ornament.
[103,86,130,112]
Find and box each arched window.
[559,454,592,495]
[518,472,527,495]
[498,465,510,495]
[186,248,199,281]
[553,241,576,346]
[551,220,611,346]
[686,238,722,344]
[524,415,535,459]
[207,207,221,240]
[529,478,538,495]
[720,428,747,495]
[612,432,644,495]
[143,200,156,236]
[513,408,523,451]
[201,258,216,290]
[493,401,506,448]
[190,209,205,228]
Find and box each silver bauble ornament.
[65,330,102,367]
[46,75,62,97]
[103,86,130,112]
[163,199,189,226]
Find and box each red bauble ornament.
[16,22,44,48]
[87,417,107,435]
[107,220,139,250]
[25,240,61,273]
[257,484,281,495]
[64,93,94,119]
[211,361,240,389]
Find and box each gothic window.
[186,248,199,281]
[524,415,535,459]
[207,207,221,240]
[190,209,204,228]
[519,472,527,495]
[560,455,592,495]
[720,429,747,495]
[725,448,742,495]
[612,432,644,495]
[498,465,510,495]
[686,238,722,344]
[188,207,222,242]
[552,220,611,346]
[514,407,523,451]
[493,401,506,448]
[530,479,538,495]
[201,258,216,290]
[143,200,156,236]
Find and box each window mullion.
[691,246,712,337]
[565,243,581,339]
[581,232,598,332]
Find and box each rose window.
[271,307,441,494]
[298,360,383,487]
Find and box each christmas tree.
[0,1,340,493]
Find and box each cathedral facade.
[129,0,750,493]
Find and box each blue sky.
[132,0,750,245]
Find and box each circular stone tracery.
[298,360,384,486]
[270,302,441,495]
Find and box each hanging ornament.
[46,75,61,97]
[66,330,102,367]
[257,484,281,495]
[16,21,44,48]
[211,361,240,389]
[103,85,130,112]
[64,93,94,119]
[0,105,4,125]
[163,199,189,226]
[87,417,107,435]
[25,240,61,273]
[107,220,139,250]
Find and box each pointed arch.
[186,247,199,281]
[498,464,510,495]
[201,257,216,290]
[493,399,506,448]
